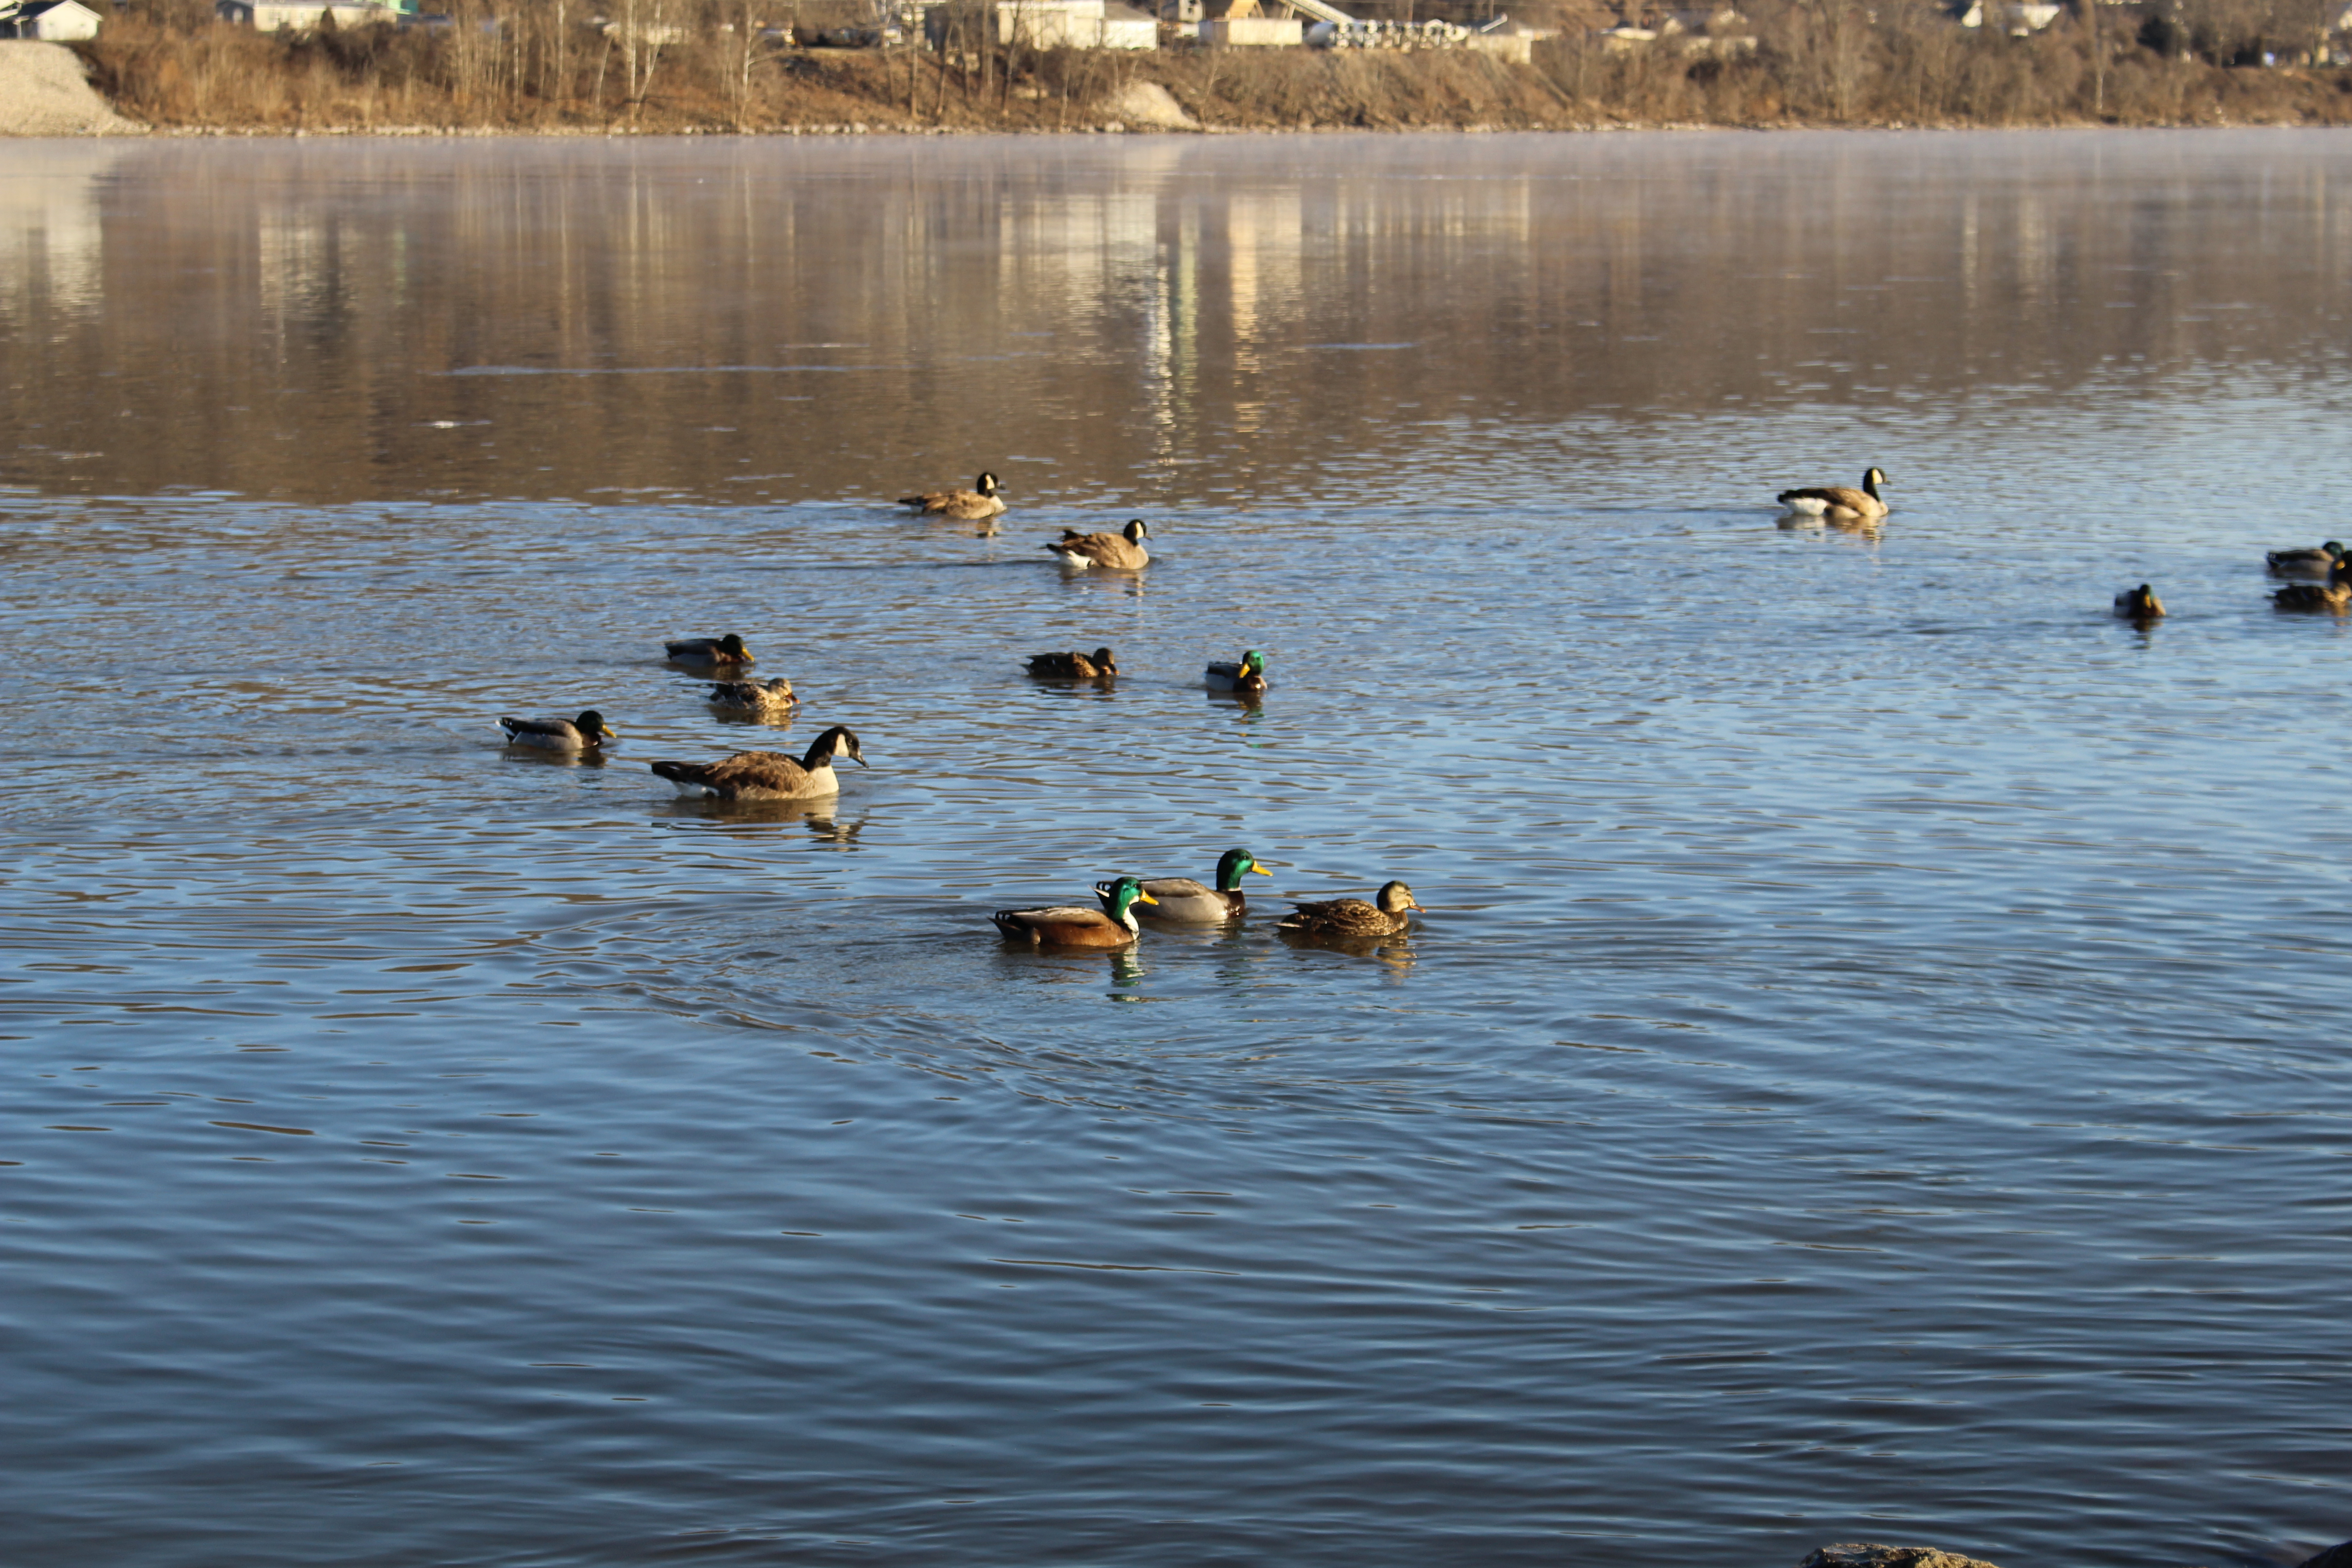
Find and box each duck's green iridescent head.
[1215,848,1274,891]
[575,710,617,740]
[715,633,748,658]
[2328,541,2348,561]
[1101,875,1158,920]
[1241,650,1265,675]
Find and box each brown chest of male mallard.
[1045,519,1150,571]
[666,633,755,669]
[498,710,618,752]
[1278,880,1423,939]
[2267,541,2345,576]
[995,875,1158,948]
[648,725,865,800]
[2113,585,2165,622]
[1777,467,1890,521]
[899,471,1006,521]
[1025,647,1118,680]
[706,677,797,720]
[2273,561,2352,612]
[1204,650,1267,694]
[1099,848,1273,924]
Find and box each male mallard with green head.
[1098,849,1274,924]
[1026,647,1118,680]
[706,677,797,719]
[498,710,618,751]
[1278,880,1423,938]
[2113,584,2165,621]
[648,725,865,800]
[2267,540,2346,576]
[1205,650,1267,694]
[2273,560,2352,612]
[995,875,1158,948]
[666,633,754,668]
[1777,467,1890,521]
[1046,519,1150,571]
[900,471,1006,521]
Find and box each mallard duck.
[1205,650,1267,693]
[1026,647,1117,679]
[648,725,865,800]
[706,678,797,719]
[2113,584,2165,621]
[899,472,1005,521]
[1278,880,1422,938]
[1046,519,1150,571]
[1099,848,1273,924]
[994,874,1158,948]
[498,710,617,751]
[2273,561,2352,612]
[1777,467,1890,520]
[666,633,754,668]
[2267,540,2346,575]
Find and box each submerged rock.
[1799,1547,2004,1568]
[2294,1544,2352,1568]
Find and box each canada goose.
[1277,880,1423,938]
[2113,584,2166,621]
[2267,540,2346,576]
[648,725,866,800]
[899,472,1006,521]
[706,678,797,719]
[2273,560,2352,612]
[1205,650,1267,693]
[1046,519,1151,571]
[1025,647,1118,679]
[1778,468,1890,520]
[1098,849,1274,924]
[666,634,754,668]
[498,710,617,751]
[994,875,1158,948]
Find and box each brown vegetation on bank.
[70,0,2352,132]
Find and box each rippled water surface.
[5,132,2352,1568]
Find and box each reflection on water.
[5,133,2352,1568]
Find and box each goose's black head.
[805,725,867,769]
[1124,519,1150,543]
[977,472,1002,496]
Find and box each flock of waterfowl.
[1781,468,2352,623]
[495,475,1412,955]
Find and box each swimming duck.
[2113,584,2166,621]
[498,710,618,751]
[1205,650,1267,694]
[666,633,754,668]
[706,677,797,719]
[1278,880,1423,938]
[1777,467,1890,521]
[2267,540,2346,575]
[1097,848,1274,925]
[1026,647,1118,680]
[994,875,1159,949]
[2273,560,2352,612]
[1046,519,1150,570]
[899,471,1006,521]
[648,725,865,800]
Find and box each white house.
[3,0,105,39]
[929,0,1156,49]
[215,0,405,31]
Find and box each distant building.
[926,0,1157,49]
[2,0,105,39]
[215,0,412,29]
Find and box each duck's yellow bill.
[1137,890,1159,904]
[1250,864,1274,875]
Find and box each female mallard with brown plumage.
[994,875,1158,948]
[1098,849,1273,924]
[1026,647,1118,680]
[1046,519,1150,570]
[899,472,1005,521]
[1277,881,1422,938]
[498,710,618,751]
[666,633,754,669]
[1205,650,1267,694]
[648,725,865,800]
[2267,540,2345,576]
[2273,560,2352,612]
[706,677,797,719]
[1777,467,1890,521]
[2113,585,2165,621]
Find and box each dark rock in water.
[1800,1546,2004,1568]
[2293,1544,2352,1568]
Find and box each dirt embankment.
[0,40,144,134]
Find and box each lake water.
[4,131,2351,1568]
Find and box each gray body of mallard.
[666,634,754,668]
[1278,880,1423,938]
[900,472,1005,520]
[1026,647,1117,680]
[1777,467,1890,520]
[2267,541,2346,576]
[995,876,1158,948]
[2113,585,2165,620]
[706,677,797,718]
[1046,519,1151,570]
[1205,650,1267,693]
[498,710,618,751]
[1098,848,1273,924]
[649,725,866,800]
